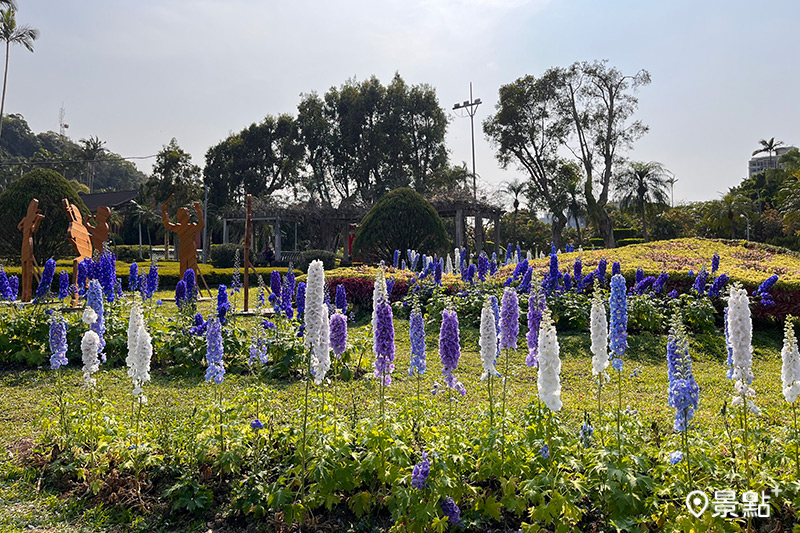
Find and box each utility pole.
[453,83,481,200]
[666,171,678,208]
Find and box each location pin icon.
[686,490,709,518]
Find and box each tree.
[560,161,586,247]
[502,178,526,246]
[559,61,651,248]
[76,136,106,193]
[0,8,38,143]
[0,168,88,260]
[703,190,753,240]
[780,148,800,178]
[352,187,448,262]
[483,71,572,249]
[204,114,303,209]
[296,74,448,207]
[143,138,203,209]
[752,137,785,170]
[614,161,670,242]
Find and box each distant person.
[264,246,274,266]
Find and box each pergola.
[220,197,503,260]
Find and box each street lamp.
[453,83,481,200]
[666,170,678,208]
[740,213,750,242]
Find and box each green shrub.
[0,168,90,262]
[617,238,645,247]
[210,243,254,268]
[613,228,638,240]
[628,294,667,333]
[113,244,150,262]
[352,187,448,262]
[588,238,604,249]
[298,249,337,272]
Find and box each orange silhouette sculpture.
[85,206,111,254]
[161,194,204,278]
[18,199,44,302]
[63,199,93,304]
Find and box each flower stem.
[616,369,622,460]
[597,378,604,447]
[217,385,224,454]
[742,399,750,489]
[794,402,800,479]
[300,359,310,496]
[683,407,691,486]
[136,396,143,448]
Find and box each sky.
[6,0,800,207]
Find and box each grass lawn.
[0,290,792,532]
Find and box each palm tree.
[704,190,753,239]
[752,137,785,170]
[0,8,39,143]
[615,161,671,242]
[503,178,527,247]
[78,136,107,192]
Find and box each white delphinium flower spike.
[126,296,152,402]
[590,288,610,381]
[81,330,100,387]
[537,309,562,412]
[304,259,325,353]
[727,286,759,414]
[781,319,800,403]
[371,267,387,351]
[479,298,500,380]
[445,254,453,275]
[311,304,331,385]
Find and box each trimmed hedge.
[210,244,255,268]
[617,238,645,247]
[297,250,337,272]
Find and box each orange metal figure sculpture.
[85,205,111,254]
[161,194,205,278]
[63,199,93,304]
[18,199,44,302]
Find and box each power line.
[0,154,157,167]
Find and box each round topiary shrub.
[298,249,337,272]
[0,168,90,262]
[210,243,254,268]
[352,187,448,263]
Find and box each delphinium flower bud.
[311,305,331,384]
[526,289,544,367]
[477,253,489,282]
[444,254,453,275]
[692,268,708,295]
[612,261,621,276]
[281,278,294,319]
[335,284,347,313]
[489,254,498,276]
[183,268,196,302]
[8,275,18,301]
[490,295,500,359]
[330,310,348,358]
[505,244,513,265]
[708,273,730,298]
[270,270,281,309]
[126,296,152,401]
[439,308,461,388]
[86,279,106,361]
[0,265,10,300]
[635,267,644,285]
[499,288,519,351]
[393,250,400,269]
[519,266,533,293]
[175,280,186,308]
[781,319,800,403]
[537,309,562,412]
[666,323,699,431]
[596,258,607,286]
[296,281,306,318]
[147,260,159,295]
[711,253,720,274]
[440,497,461,525]
[434,258,443,285]
[205,317,225,384]
[128,263,139,293]
[371,268,387,352]
[35,258,56,301]
[727,286,758,414]
[217,284,230,325]
[81,329,101,387]
[409,303,426,375]
[480,298,500,380]
[574,258,583,282]
[98,251,116,303]
[590,287,609,379]
[609,274,628,369]
[374,299,395,386]
[58,271,69,301]
[653,271,669,294]
[286,264,296,296]
[411,452,430,489]
[49,313,68,370]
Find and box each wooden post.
[475,214,484,254]
[494,215,501,255]
[244,194,252,312]
[223,218,229,244]
[274,217,282,263]
[455,208,464,249]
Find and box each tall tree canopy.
[142,138,203,209]
[296,73,448,207]
[0,7,38,143]
[483,70,572,248]
[614,161,670,242]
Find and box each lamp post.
[666,171,678,208]
[453,83,481,200]
[740,213,750,242]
